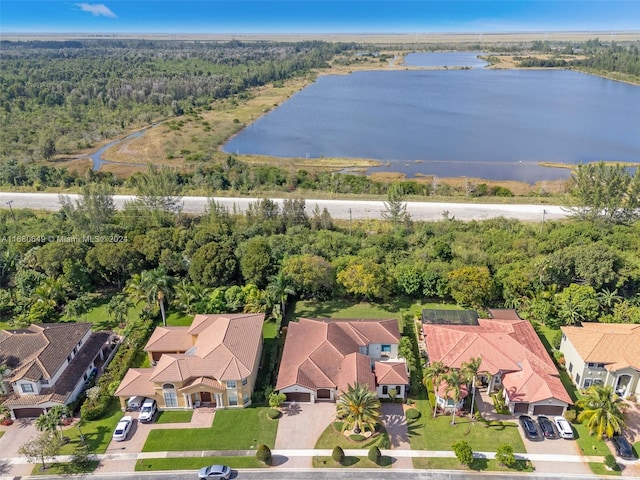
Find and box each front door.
[200,391,212,403]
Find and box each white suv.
[554,416,574,439]
[139,398,157,423]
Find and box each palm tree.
[597,288,622,314]
[267,271,295,320]
[106,294,133,328]
[443,369,464,425]
[576,385,626,438]
[462,356,483,420]
[172,279,210,315]
[35,411,59,437]
[423,361,448,418]
[47,405,69,440]
[336,383,381,434]
[125,267,174,326]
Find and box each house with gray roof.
[0,323,114,419]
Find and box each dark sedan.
[611,434,636,459]
[519,415,540,440]
[537,415,558,439]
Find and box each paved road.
[0,192,568,222]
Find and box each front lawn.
[413,457,533,472]
[143,406,277,451]
[588,462,622,476]
[155,410,193,424]
[573,423,610,457]
[408,399,526,453]
[135,456,263,471]
[313,455,393,468]
[30,460,99,476]
[59,401,123,455]
[294,298,462,320]
[315,422,390,450]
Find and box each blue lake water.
[403,51,489,68]
[223,68,640,182]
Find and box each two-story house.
[115,313,264,410]
[0,323,113,419]
[560,323,640,398]
[275,318,409,403]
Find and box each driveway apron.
[381,403,412,469]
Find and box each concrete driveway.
[0,418,40,477]
[517,416,590,475]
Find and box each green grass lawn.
[155,410,193,424]
[143,406,277,451]
[59,401,123,455]
[315,422,390,450]
[30,460,99,476]
[165,310,194,326]
[588,462,622,476]
[572,423,610,457]
[135,456,263,471]
[294,298,462,320]
[82,293,143,330]
[413,457,533,472]
[408,400,526,453]
[313,456,393,468]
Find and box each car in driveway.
[198,464,231,479]
[519,415,540,440]
[112,415,133,442]
[554,416,575,439]
[537,415,558,439]
[611,434,636,459]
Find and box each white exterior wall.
[376,384,406,399]
[560,335,586,387]
[13,379,40,396]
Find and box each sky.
[1,1,639,34]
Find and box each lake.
[223,66,640,182]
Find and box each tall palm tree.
[443,369,464,425]
[172,279,210,315]
[35,411,59,437]
[125,267,174,326]
[424,361,449,418]
[597,288,622,314]
[336,383,381,434]
[267,271,295,321]
[577,385,626,438]
[462,356,483,420]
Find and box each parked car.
[112,416,133,442]
[554,416,575,439]
[139,398,157,423]
[537,415,558,439]
[197,464,231,479]
[127,396,145,411]
[611,434,636,459]
[519,415,540,440]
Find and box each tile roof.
[114,368,156,397]
[144,326,193,352]
[561,323,640,371]
[375,362,409,386]
[0,323,93,382]
[276,317,404,393]
[424,310,571,405]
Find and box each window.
[583,378,593,388]
[242,377,248,386]
[226,380,236,388]
[40,379,49,385]
[568,362,573,373]
[593,379,604,386]
[382,386,388,395]
[576,373,581,385]
[587,362,605,369]
[21,383,34,393]
[243,393,250,404]
[163,383,177,408]
[381,345,391,352]
[562,333,566,341]
[228,394,238,406]
[67,354,72,363]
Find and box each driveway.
[517,417,590,475]
[0,418,40,477]
[381,403,412,469]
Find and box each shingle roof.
[276,318,404,393]
[0,323,92,382]
[424,310,571,405]
[561,323,640,371]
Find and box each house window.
[568,362,573,373]
[382,386,388,395]
[381,345,391,357]
[21,384,34,393]
[162,383,177,408]
[226,380,236,388]
[562,333,566,341]
[67,354,72,363]
[228,394,238,406]
[242,377,248,386]
[243,393,250,404]
[40,379,49,385]
[576,373,581,385]
[584,378,593,388]
[593,379,604,386]
[587,362,605,369]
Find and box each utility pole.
[540,209,548,234]
[5,200,15,221]
[349,208,352,236]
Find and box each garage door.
[13,407,45,419]
[532,405,564,416]
[513,403,528,414]
[285,392,311,403]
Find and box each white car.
[198,464,231,479]
[112,415,133,441]
[554,416,574,439]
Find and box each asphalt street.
[0,192,567,222]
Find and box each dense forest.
[0,39,353,162]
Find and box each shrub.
[267,408,281,420]
[604,454,618,470]
[349,434,366,441]
[406,408,421,420]
[256,444,272,466]
[368,446,381,465]
[332,446,345,465]
[452,440,474,467]
[564,409,577,423]
[495,444,516,467]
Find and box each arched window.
[162,383,177,408]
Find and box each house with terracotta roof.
[275,318,408,403]
[115,313,264,410]
[422,309,572,416]
[0,323,114,419]
[560,323,640,398]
